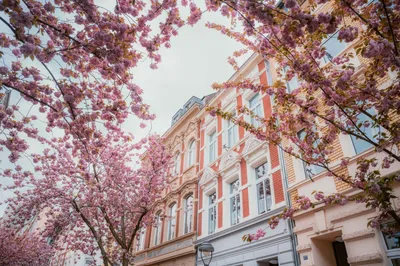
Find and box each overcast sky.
[0,5,245,215]
[133,12,245,136]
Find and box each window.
[173,153,180,176]
[153,211,162,245]
[265,60,273,86]
[255,162,272,214]
[167,203,177,240]
[188,140,196,166]
[227,112,238,148]
[184,195,193,234]
[209,131,217,162]
[136,228,146,251]
[283,66,300,93]
[249,93,262,127]
[297,129,324,178]
[322,31,347,64]
[350,110,378,154]
[208,193,217,234]
[381,222,400,265]
[230,179,241,225]
[85,258,94,265]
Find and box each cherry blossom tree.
[0,225,54,266]
[204,0,400,239]
[2,134,171,266]
[0,1,184,264]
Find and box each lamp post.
[198,241,214,266]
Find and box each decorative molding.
[296,244,312,253]
[219,150,242,174]
[184,121,196,136]
[242,134,266,160]
[199,167,219,186]
[312,223,320,235]
[293,224,314,234]
[326,221,335,231]
[328,207,374,223]
[342,229,375,242]
[347,253,382,265]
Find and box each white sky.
[0,6,245,215]
[133,13,244,135]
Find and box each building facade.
[133,96,209,266]
[279,1,400,266]
[194,54,296,266]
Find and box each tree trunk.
[122,252,129,266]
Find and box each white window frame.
[249,93,262,127]
[188,140,196,167]
[226,111,238,148]
[183,194,193,234]
[321,30,347,65]
[85,258,94,266]
[153,211,162,246]
[167,203,177,241]
[255,162,273,214]
[208,192,217,234]
[297,129,325,179]
[380,221,400,266]
[265,60,273,86]
[283,66,300,93]
[349,109,379,155]
[208,131,217,163]
[229,179,241,226]
[173,153,180,176]
[136,228,146,251]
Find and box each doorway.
[311,232,349,266]
[332,241,350,266]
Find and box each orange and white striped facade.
[195,53,296,266]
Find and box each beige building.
[133,96,213,266]
[281,1,400,266]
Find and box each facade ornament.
[347,253,382,264]
[329,206,374,223]
[199,167,219,186]
[342,229,375,242]
[242,134,266,159]
[219,150,242,174]
[326,220,334,231]
[296,244,312,253]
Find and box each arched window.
[184,194,193,234]
[153,211,162,246]
[173,153,180,176]
[167,203,177,240]
[188,140,196,166]
[136,228,146,251]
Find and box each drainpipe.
[278,144,300,266]
[265,59,300,266]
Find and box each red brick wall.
[236,92,245,140]
[218,202,223,228]
[176,192,181,236]
[242,187,250,218]
[217,102,222,157]
[240,159,248,185]
[269,143,280,169]
[199,187,203,209]
[194,185,198,232]
[198,212,202,236]
[272,171,284,203]
[218,175,223,199]
[258,60,265,72]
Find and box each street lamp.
[198,241,214,266]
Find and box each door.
[332,241,350,266]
